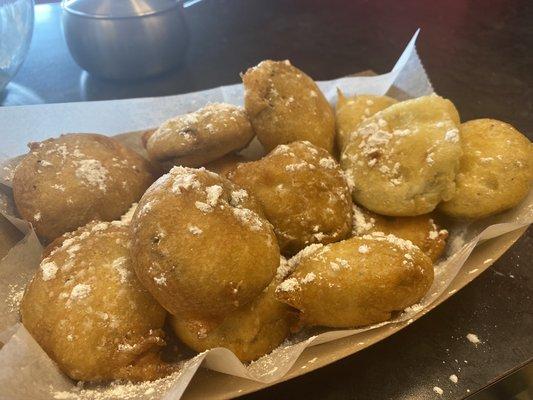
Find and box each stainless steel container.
[61,0,188,80]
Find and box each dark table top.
[4,1,533,399]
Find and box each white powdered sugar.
[352,205,375,235]
[195,201,213,213]
[358,244,370,254]
[120,203,138,223]
[301,272,316,284]
[230,189,248,205]
[276,277,300,292]
[428,230,439,240]
[75,159,108,191]
[232,207,263,231]
[289,243,324,268]
[69,284,91,301]
[111,257,129,283]
[187,224,203,235]
[433,386,443,395]
[285,162,312,172]
[41,260,58,281]
[466,333,481,345]
[154,275,167,285]
[318,157,336,169]
[330,258,349,271]
[91,222,109,232]
[276,256,292,280]
[361,232,418,253]
[444,128,460,143]
[33,212,41,221]
[205,185,223,207]
[170,167,201,194]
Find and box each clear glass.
[0,0,34,94]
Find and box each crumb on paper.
[466,333,481,345]
[433,386,444,395]
[449,374,458,383]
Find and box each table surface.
[4,1,533,399]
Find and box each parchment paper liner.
[0,30,531,399]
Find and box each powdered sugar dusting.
[205,185,223,207]
[232,207,264,231]
[466,333,481,345]
[195,201,213,213]
[230,189,248,205]
[75,159,108,191]
[69,284,91,302]
[358,244,370,254]
[40,260,58,281]
[187,224,203,235]
[352,205,376,236]
[170,166,201,194]
[276,277,300,292]
[111,257,129,283]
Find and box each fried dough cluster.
[15,59,532,382]
[439,119,533,219]
[276,236,433,328]
[243,60,335,153]
[13,134,154,242]
[21,221,170,382]
[341,95,462,216]
[131,167,280,324]
[229,141,352,256]
[144,103,254,169]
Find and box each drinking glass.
[0,0,34,94]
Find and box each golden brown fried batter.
[203,153,247,177]
[340,95,462,216]
[170,277,295,362]
[335,91,397,153]
[229,141,353,256]
[439,119,533,219]
[145,103,254,169]
[20,221,170,382]
[131,167,279,325]
[13,133,154,243]
[276,235,433,328]
[243,60,335,153]
[351,205,447,261]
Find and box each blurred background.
[1,0,531,133]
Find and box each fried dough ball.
[243,60,335,153]
[13,134,154,243]
[203,153,247,177]
[144,103,254,169]
[170,274,295,362]
[341,95,462,216]
[351,205,447,261]
[20,221,170,382]
[276,235,433,328]
[229,141,352,256]
[335,91,397,153]
[131,167,279,325]
[439,119,533,219]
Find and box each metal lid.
[62,0,179,19]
